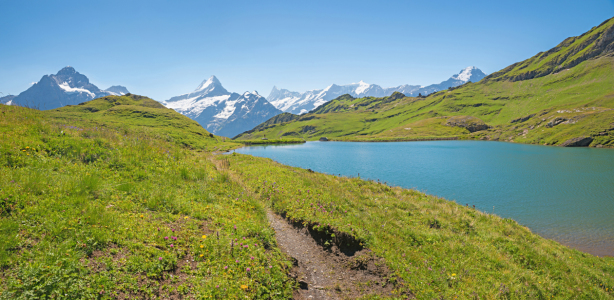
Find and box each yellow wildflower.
[200,245,204,248]
[240,284,248,290]
[202,235,207,239]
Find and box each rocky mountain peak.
[9,66,124,110]
[195,75,223,92]
[56,66,77,76]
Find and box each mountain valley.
[236,18,614,148]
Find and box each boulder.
[560,136,593,147]
[445,116,490,133]
[510,114,535,124]
[319,137,329,141]
[546,117,566,128]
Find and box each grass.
[0,104,293,299]
[1,99,614,299]
[330,136,459,142]
[237,138,305,145]
[222,153,614,299]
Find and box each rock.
[445,116,490,133]
[560,136,593,147]
[301,125,316,133]
[510,114,535,124]
[319,137,328,141]
[298,280,309,290]
[546,117,567,128]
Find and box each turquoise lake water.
[234,140,614,256]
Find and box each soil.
[267,211,410,299]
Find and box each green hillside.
[47,94,239,151]
[235,18,614,147]
[1,103,613,299]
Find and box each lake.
[234,140,614,257]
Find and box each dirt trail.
[208,156,406,298]
[267,211,402,300]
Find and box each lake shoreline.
[236,140,614,257]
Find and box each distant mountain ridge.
[0,95,16,105]
[104,85,130,96]
[162,76,282,138]
[267,67,486,115]
[8,67,129,110]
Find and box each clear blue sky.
[1,0,613,100]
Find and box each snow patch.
[214,99,238,119]
[58,82,95,98]
[164,94,231,117]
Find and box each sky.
[1,0,613,101]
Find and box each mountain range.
[267,66,486,115]
[235,17,614,148]
[0,66,485,139]
[1,66,129,110]
[161,76,282,138]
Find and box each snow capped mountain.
[9,66,129,110]
[268,81,388,115]
[429,66,487,92]
[163,76,282,138]
[268,66,487,114]
[452,66,485,82]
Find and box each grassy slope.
[485,17,614,82]
[235,19,614,147]
[48,94,240,151]
[0,104,293,299]
[1,97,614,299]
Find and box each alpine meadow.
[2,3,614,300]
